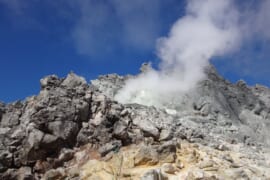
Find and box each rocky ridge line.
[0,66,269,179]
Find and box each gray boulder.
[61,72,87,88]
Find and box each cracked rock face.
[94,66,270,148]
[0,66,270,179]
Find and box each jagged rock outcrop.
[0,72,175,179]
[0,66,270,179]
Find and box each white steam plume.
[115,0,241,108]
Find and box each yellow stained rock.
[73,141,270,180]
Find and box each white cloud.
[253,0,270,39]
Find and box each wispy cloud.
[215,0,270,84]
[1,0,270,86]
[0,0,74,31]
[111,0,161,50]
[72,0,163,57]
[250,0,270,39]
[0,0,184,58]
[0,0,171,58]
[0,0,26,15]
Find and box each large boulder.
[61,72,87,88]
[0,73,92,177]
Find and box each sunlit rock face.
[0,66,270,179]
[98,65,270,148]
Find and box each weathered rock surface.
[0,65,270,179]
[48,141,270,179]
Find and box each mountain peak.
[0,68,270,179]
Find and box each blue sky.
[0,0,270,102]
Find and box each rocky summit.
[1,66,270,180]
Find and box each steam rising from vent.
[115,0,241,108]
